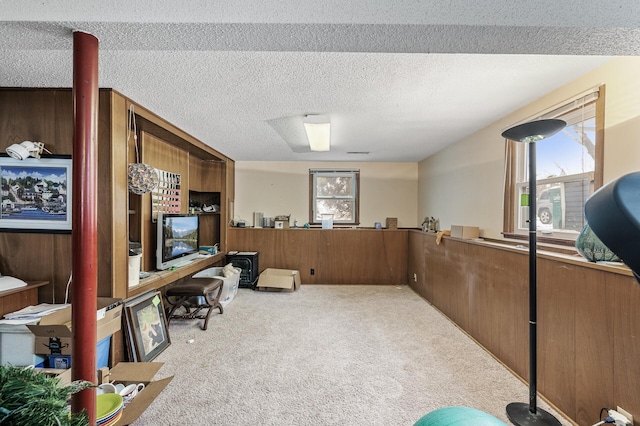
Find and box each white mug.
[122,383,145,402]
[97,383,117,395]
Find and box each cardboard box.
[256,268,301,292]
[450,225,480,239]
[109,362,173,426]
[27,297,122,357]
[386,217,398,229]
[46,362,173,426]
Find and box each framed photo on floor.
[125,291,170,362]
[0,154,72,233]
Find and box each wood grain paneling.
[0,89,74,304]
[0,282,48,317]
[423,234,444,302]
[226,160,235,202]
[443,239,470,329]
[613,274,640,425]
[188,155,203,191]
[227,228,407,285]
[575,267,615,426]
[407,230,640,426]
[537,258,577,418]
[188,156,224,192]
[137,131,190,272]
[407,231,425,294]
[204,161,224,193]
[427,236,453,322]
[198,213,220,247]
[141,131,190,213]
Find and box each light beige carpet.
[134,285,571,425]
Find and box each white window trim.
[504,85,604,243]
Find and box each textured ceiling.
[2,1,638,162]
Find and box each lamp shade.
[501,119,566,143]
[585,172,640,282]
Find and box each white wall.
[419,57,640,239]
[234,161,418,228]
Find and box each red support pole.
[71,30,99,425]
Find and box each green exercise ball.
[414,406,507,426]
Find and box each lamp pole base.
[506,402,562,426]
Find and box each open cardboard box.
[256,268,301,292]
[110,362,173,425]
[47,362,172,426]
[26,297,122,358]
[450,225,480,240]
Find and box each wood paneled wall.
[407,230,640,426]
[0,89,75,303]
[228,228,408,285]
[136,131,190,272]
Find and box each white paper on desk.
[0,275,28,292]
[3,303,69,320]
[0,318,39,325]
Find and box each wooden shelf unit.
[0,88,234,303]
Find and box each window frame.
[309,169,360,225]
[503,85,605,244]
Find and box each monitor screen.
[156,213,200,270]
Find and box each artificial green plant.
[0,365,93,426]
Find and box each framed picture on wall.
[0,154,72,233]
[125,291,171,362]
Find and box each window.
[504,86,604,242]
[310,169,360,225]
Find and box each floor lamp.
[501,119,566,426]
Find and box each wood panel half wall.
[227,228,408,285]
[407,230,640,426]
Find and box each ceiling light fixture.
[5,141,49,160]
[303,115,330,152]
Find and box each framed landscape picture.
[0,155,72,233]
[125,291,171,362]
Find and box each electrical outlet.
[413,273,417,282]
[617,406,633,424]
[310,268,315,275]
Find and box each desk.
[126,254,223,298]
[0,281,48,318]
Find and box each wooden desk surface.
[0,280,48,297]
[0,280,49,318]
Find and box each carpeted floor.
[134,285,571,425]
